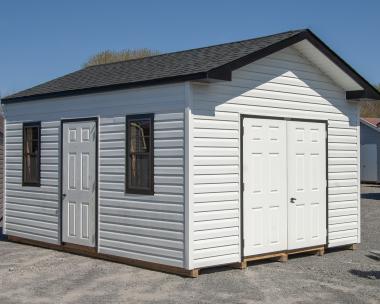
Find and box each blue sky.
[1,0,379,97]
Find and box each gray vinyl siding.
[3,83,186,268]
[360,122,380,182]
[190,46,360,269]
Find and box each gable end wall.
[190,46,360,269]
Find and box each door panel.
[243,118,287,256]
[243,118,327,257]
[361,144,377,182]
[62,120,96,247]
[287,121,326,250]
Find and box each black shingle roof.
[2,30,304,102]
[3,29,380,102]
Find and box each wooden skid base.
[348,244,358,251]
[7,235,199,278]
[232,246,325,269]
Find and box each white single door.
[243,118,288,256]
[62,120,96,247]
[361,144,377,182]
[287,121,326,250]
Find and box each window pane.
[23,125,40,185]
[127,116,152,193]
[128,154,150,189]
[24,155,39,183]
[130,119,150,153]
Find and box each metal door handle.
[290,197,296,203]
[62,193,66,198]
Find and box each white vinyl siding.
[190,46,360,268]
[3,83,186,268]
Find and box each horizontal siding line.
[328,185,358,189]
[100,205,183,216]
[6,193,58,202]
[6,221,57,234]
[6,210,58,223]
[98,244,183,262]
[98,188,185,196]
[194,208,239,214]
[6,182,58,189]
[101,224,182,241]
[194,234,239,242]
[6,201,57,210]
[329,213,357,219]
[194,240,240,251]
[99,173,183,178]
[195,85,347,105]
[6,226,57,239]
[100,131,125,136]
[99,193,183,201]
[193,136,238,140]
[328,223,358,232]
[193,216,239,223]
[193,249,239,261]
[193,117,238,123]
[327,157,357,160]
[100,232,183,251]
[6,196,58,206]
[101,216,183,232]
[193,190,239,196]
[100,213,183,225]
[221,98,352,115]
[327,134,357,138]
[194,155,239,158]
[328,229,358,240]
[6,216,58,229]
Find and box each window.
[126,114,154,194]
[23,122,41,186]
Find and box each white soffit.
[294,40,363,91]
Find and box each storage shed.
[2,29,380,277]
[360,118,380,183]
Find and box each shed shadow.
[0,227,6,241]
[366,254,380,262]
[349,269,380,280]
[361,192,380,200]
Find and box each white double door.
[62,120,96,247]
[243,117,326,256]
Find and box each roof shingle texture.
[5,30,304,100]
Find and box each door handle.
[290,197,296,204]
[62,193,66,199]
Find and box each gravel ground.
[0,185,379,304]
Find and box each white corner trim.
[2,118,6,234]
[184,81,194,269]
[357,111,361,244]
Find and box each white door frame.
[240,115,328,258]
[60,117,98,248]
